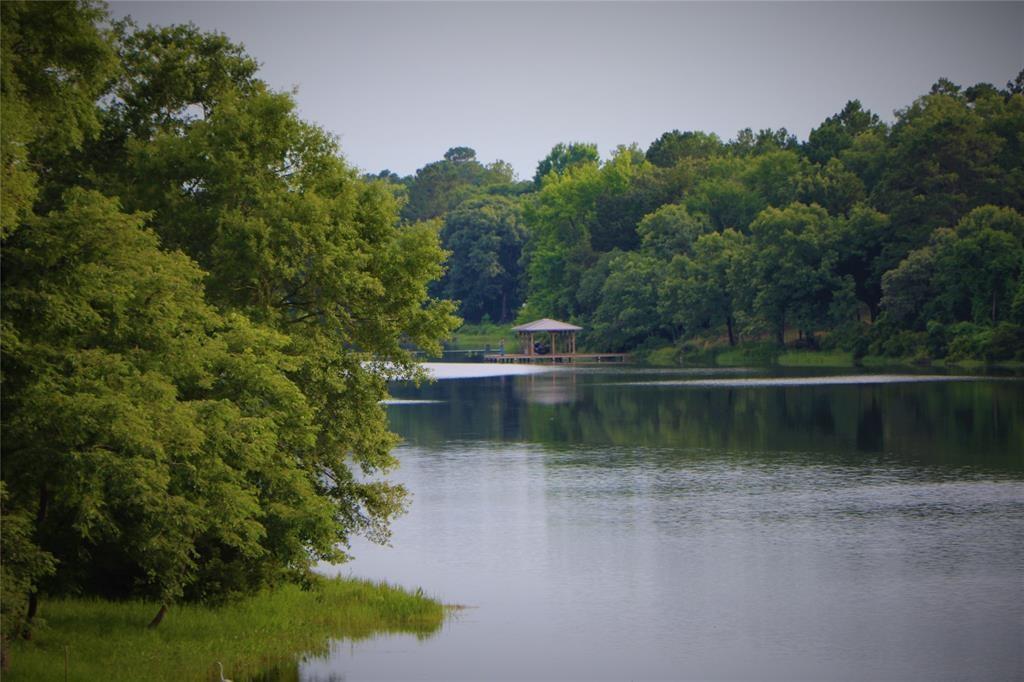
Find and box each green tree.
[0,0,116,236]
[741,204,840,344]
[803,100,882,165]
[830,204,893,321]
[798,158,867,216]
[873,86,1007,252]
[637,204,711,257]
[645,130,724,168]
[931,206,1024,325]
[590,252,669,351]
[660,229,746,345]
[1,6,459,637]
[685,157,766,232]
[521,162,602,318]
[730,127,799,156]
[438,196,526,323]
[2,191,334,616]
[401,147,514,222]
[532,141,599,186]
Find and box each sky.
[109,2,1024,180]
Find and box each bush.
[878,330,927,359]
[945,323,991,361]
[984,323,1024,361]
[926,320,949,358]
[644,345,681,366]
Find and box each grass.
[6,577,446,682]
[776,350,854,367]
[446,322,517,351]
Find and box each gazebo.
[484,318,628,364]
[511,318,582,356]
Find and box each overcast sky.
[109,2,1023,179]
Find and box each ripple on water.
[618,373,1003,388]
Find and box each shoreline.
[5,577,445,681]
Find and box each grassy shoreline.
[6,577,445,682]
[645,344,1024,370]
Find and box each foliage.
[645,130,724,167]
[437,196,526,323]
[0,2,459,646]
[401,147,516,222]
[4,577,444,682]
[0,0,116,237]
[533,141,599,186]
[589,252,669,351]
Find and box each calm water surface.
[307,365,1023,681]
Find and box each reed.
[6,577,445,681]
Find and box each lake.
[311,364,1023,681]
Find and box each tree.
[532,141,599,186]
[400,147,514,222]
[931,206,1024,325]
[0,0,116,237]
[637,204,711,257]
[1,5,459,636]
[685,157,766,232]
[730,127,799,156]
[438,196,526,323]
[2,190,334,614]
[830,204,893,321]
[741,204,840,344]
[873,87,1006,252]
[521,162,602,318]
[798,158,866,216]
[590,252,669,351]
[645,130,724,168]
[660,230,746,345]
[803,100,882,165]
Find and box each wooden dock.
[483,352,630,365]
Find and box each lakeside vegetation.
[5,577,445,682]
[1,1,457,669]
[379,73,1024,366]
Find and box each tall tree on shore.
[438,196,527,323]
[1,3,459,644]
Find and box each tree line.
[0,0,458,657]
[386,74,1024,362]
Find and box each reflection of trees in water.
[388,376,1023,472]
[530,381,1023,471]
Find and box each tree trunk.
[726,317,736,347]
[777,311,786,347]
[22,483,49,640]
[148,604,168,629]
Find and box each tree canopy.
[1,1,458,652]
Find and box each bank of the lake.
[644,342,1024,370]
[6,578,444,682]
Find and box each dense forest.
[382,72,1024,362]
[0,0,458,656]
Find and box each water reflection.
[389,369,1024,473]
[302,368,1023,681]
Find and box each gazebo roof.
[511,318,583,333]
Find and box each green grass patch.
[713,349,752,366]
[714,343,778,367]
[7,577,445,682]
[776,350,854,367]
[641,345,679,366]
[446,322,516,350]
